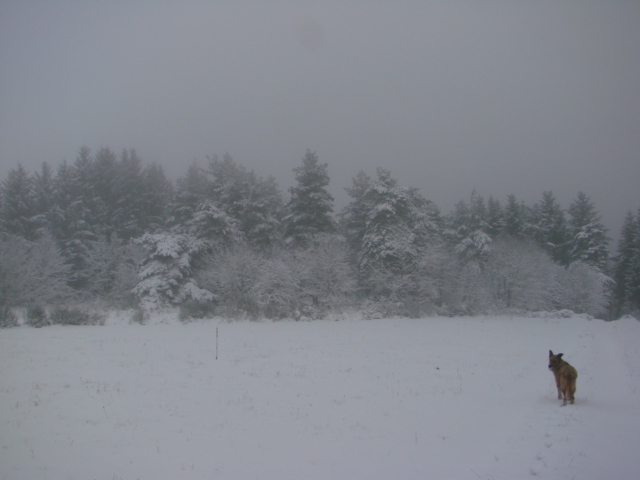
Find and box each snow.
[1,314,640,480]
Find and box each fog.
[1,1,638,237]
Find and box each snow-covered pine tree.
[0,165,38,240]
[471,191,489,228]
[502,194,529,239]
[83,234,144,306]
[141,162,173,233]
[532,191,570,265]
[48,150,100,290]
[31,162,55,235]
[357,168,420,272]
[134,200,242,309]
[91,147,118,234]
[567,192,610,271]
[70,147,100,224]
[0,233,73,308]
[112,149,147,241]
[283,150,335,248]
[343,168,441,314]
[441,191,496,314]
[47,162,72,242]
[241,174,282,248]
[341,170,373,264]
[206,154,282,249]
[446,190,492,263]
[612,209,640,316]
[625,209,640,315]
[171,161,211,226]
[486,196,504,238]
[182,200,243,252]
[133,233,214,310]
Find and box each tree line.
[0,147,638,322]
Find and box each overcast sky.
[1,1,638,239]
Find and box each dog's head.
[548,350,564,371]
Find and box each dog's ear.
[557,353,563,359]
[549,350,553,357]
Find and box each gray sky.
[1,1,638,239]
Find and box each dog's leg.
[569,385,575,404]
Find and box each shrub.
[179,300,216,321]
[295,234,357,311]
[0,306,18,328]
[556,262,612,318]
[251,251,303,319]
[197,245,263,317]
[483,238,562,312]
[25,305,48,328]
[49,307,105,326]
[131,308,147,325]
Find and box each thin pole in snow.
[216,326,219,360]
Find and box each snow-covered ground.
[1,313,639,480]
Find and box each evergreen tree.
[340,170,373,263]
[49,160,85,241]
[359,168,417,272]
[0,233,73,307]
[503,194,527,238]
[92,147,118,233]
[172,161,210,226]
[533,191,570,265]
[283,150,335,248]
[206,154,282,249]
[111,149,146,241]
[353,168,437,272]
[0,146,176,294]
[242,174,282,248]
[50,149,100,290]
[133,232,213,309]
[0,165,38,240]
[82,234,143,306]
[567,192,609,270]
[486,196,504,238]
[612,209,640,316]
[340,168,440,312]
[471,191,488,227]
[447,190,492,263]
[141,162,173,233]
[70,146,97,217]
[31,162,55,232]
[181,200,242,252]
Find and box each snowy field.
[1,313,640,480]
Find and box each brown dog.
[548,350,578,406]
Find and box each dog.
[548,350,578,406]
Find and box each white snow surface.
[1,313,640,480]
